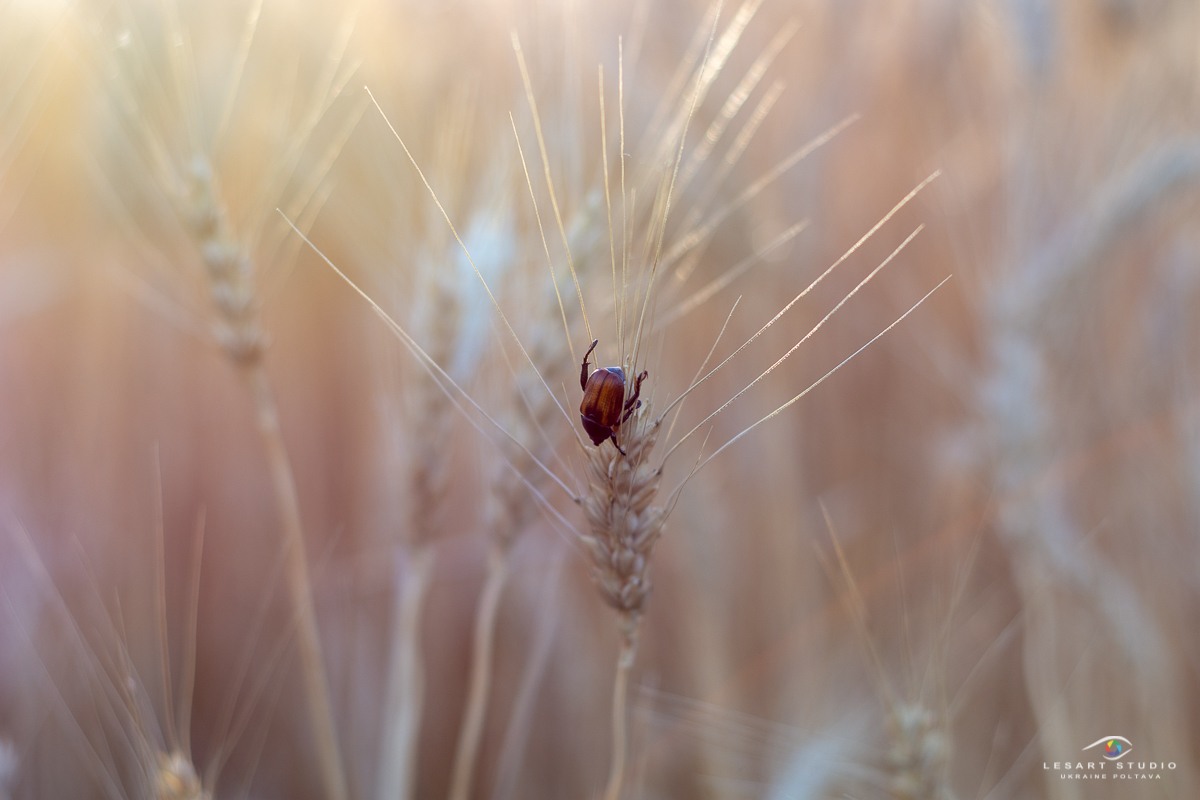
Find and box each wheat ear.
[184,162,348,800]
[448,268,585,800]
[576,402,666,800]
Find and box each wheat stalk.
[377,545,435,800]
[0,738,16,800]
[446,542,508,800]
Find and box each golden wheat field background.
[0,0,1197,798]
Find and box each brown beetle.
[579,339,647,456]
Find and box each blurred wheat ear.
[816,502,967,800]
[1,492,217,799]
[90,2,371,796]
[373,247,463,800]
[981,140,1200,800]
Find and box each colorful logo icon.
[1083,736,1132,761]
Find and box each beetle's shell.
[580,366,626,446]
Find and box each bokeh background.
[1,0,1198,798]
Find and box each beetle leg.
[619,371,648,424]
[581,339,599,391]
[621,370,648,412]
[611,436,627,456]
